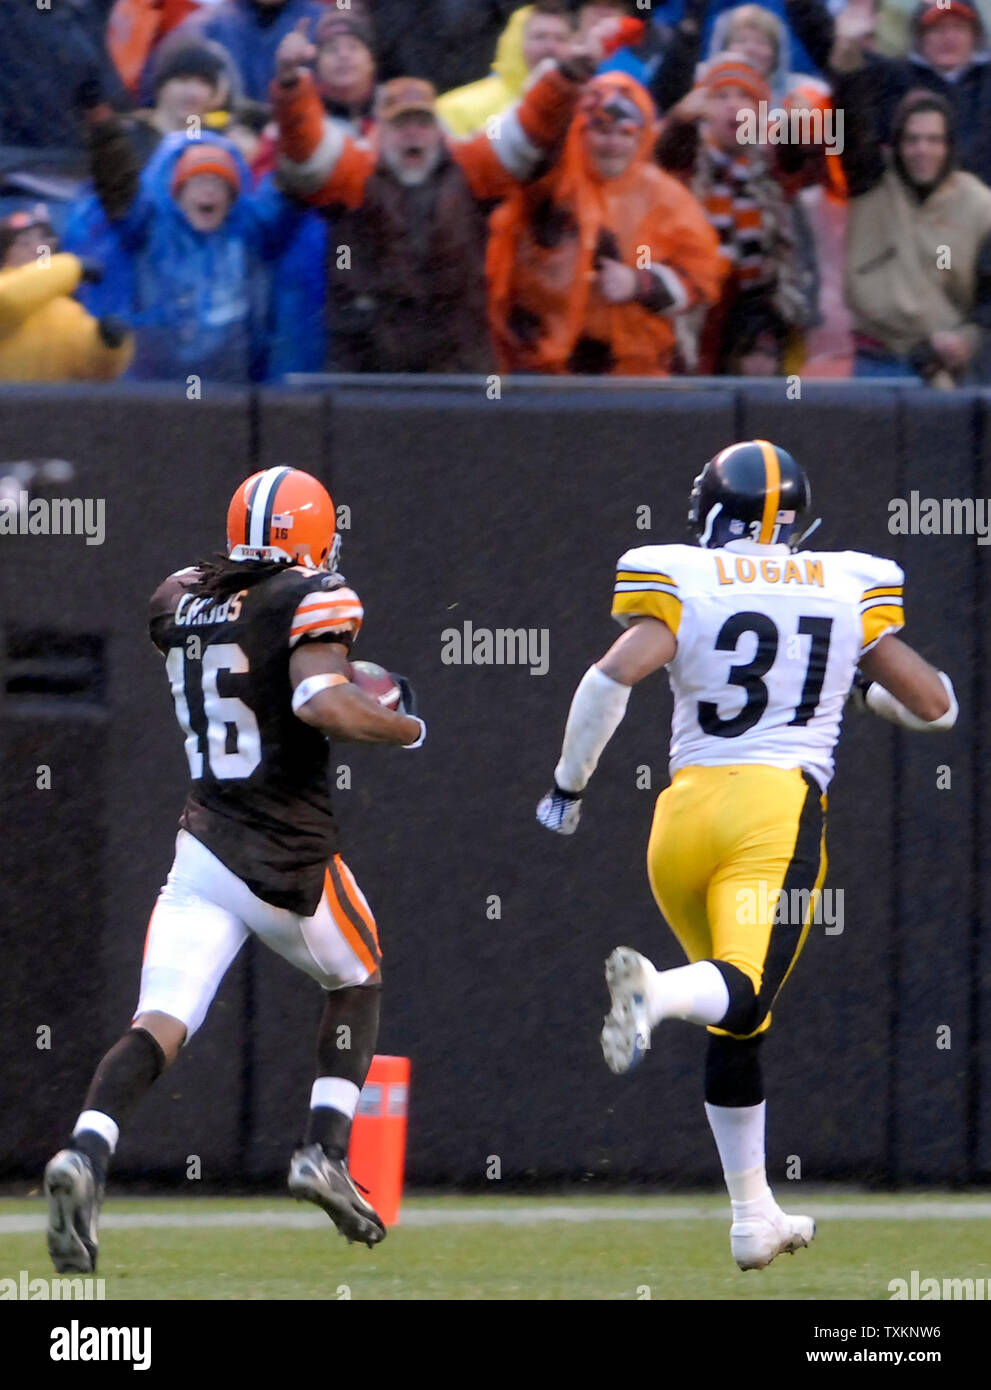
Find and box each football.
[349,660,402,710]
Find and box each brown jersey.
[149,561,363,915]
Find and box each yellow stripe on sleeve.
[615,569,677,587]
[612,588,683,634]
[861,603,904,651]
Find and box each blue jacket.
[599,0,826,87]
[63,130,326,383]
[62,192,136,321]
[173,0,327,104]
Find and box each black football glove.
[389,673,425,749]
[390,672,417,719]
[536,782,583,835]
[97,314,129,349]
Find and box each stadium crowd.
[0,0,989,385]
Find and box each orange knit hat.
[170,144,241,197]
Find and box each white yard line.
[1,1202,990,1235]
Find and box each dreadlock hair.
[189,554,293,601]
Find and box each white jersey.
[612,539,905,791]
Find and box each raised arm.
[828,1,890,197]
[648,0,707,116]
[76,78,144,225]
[786,0,836,76]
[271,21,377,208]
[451,23,614,202]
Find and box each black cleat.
[44,1149,104,1275]
[288,1143,387,1248]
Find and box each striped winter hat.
[697,55,770,107]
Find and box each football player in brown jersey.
[45,467,423,1272]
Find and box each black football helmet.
[688,440,812,549]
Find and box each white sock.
[73,1110,119,1154]
[310,1077,360,1119]
[644,960,729,1027]
[704,1101,775,1218]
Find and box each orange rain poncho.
[486,72,725,377]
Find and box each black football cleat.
[44,1149,104,1275]
[288,1143,387,1248]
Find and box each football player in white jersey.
[537,439,957,1271]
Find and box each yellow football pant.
[647,764,828,1039]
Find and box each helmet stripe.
[756,440,781,543]
[260,466,292,548]
[248,467,291,549]
[242,474,262,547]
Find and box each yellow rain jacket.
[437,5,534,136]
[0,254,133,381]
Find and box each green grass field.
[2,1193,990,1300]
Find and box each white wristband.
[291,673,349,714]
[554,664,632,793]
[865,671,958,731]
[402,716,427,749]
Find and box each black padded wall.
[1,380,987,1186]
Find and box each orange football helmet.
[226,467,340,572]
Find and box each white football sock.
[73,1110,119,1153]
[704,1101,776,1217]
[310,1077,360,1119]
[644,960,730,1028]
